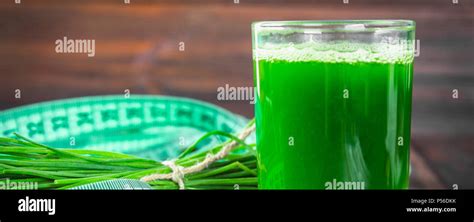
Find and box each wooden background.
[0,0,472,189]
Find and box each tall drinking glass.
[252,20,415,189]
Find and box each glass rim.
[252,20,415,32]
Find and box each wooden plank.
[410,146,445,189]
[0,0,471,6]
[412,136,474,189]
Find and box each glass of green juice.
[252,20,415,189]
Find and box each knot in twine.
[161,160,185,189]
[140,123,256,190]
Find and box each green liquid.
[254,55,413,189]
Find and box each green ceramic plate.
[0,95,249,161]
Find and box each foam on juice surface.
[254,42,414,64]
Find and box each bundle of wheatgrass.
[0,119,257,190]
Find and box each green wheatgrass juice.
[254,43,414,189]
